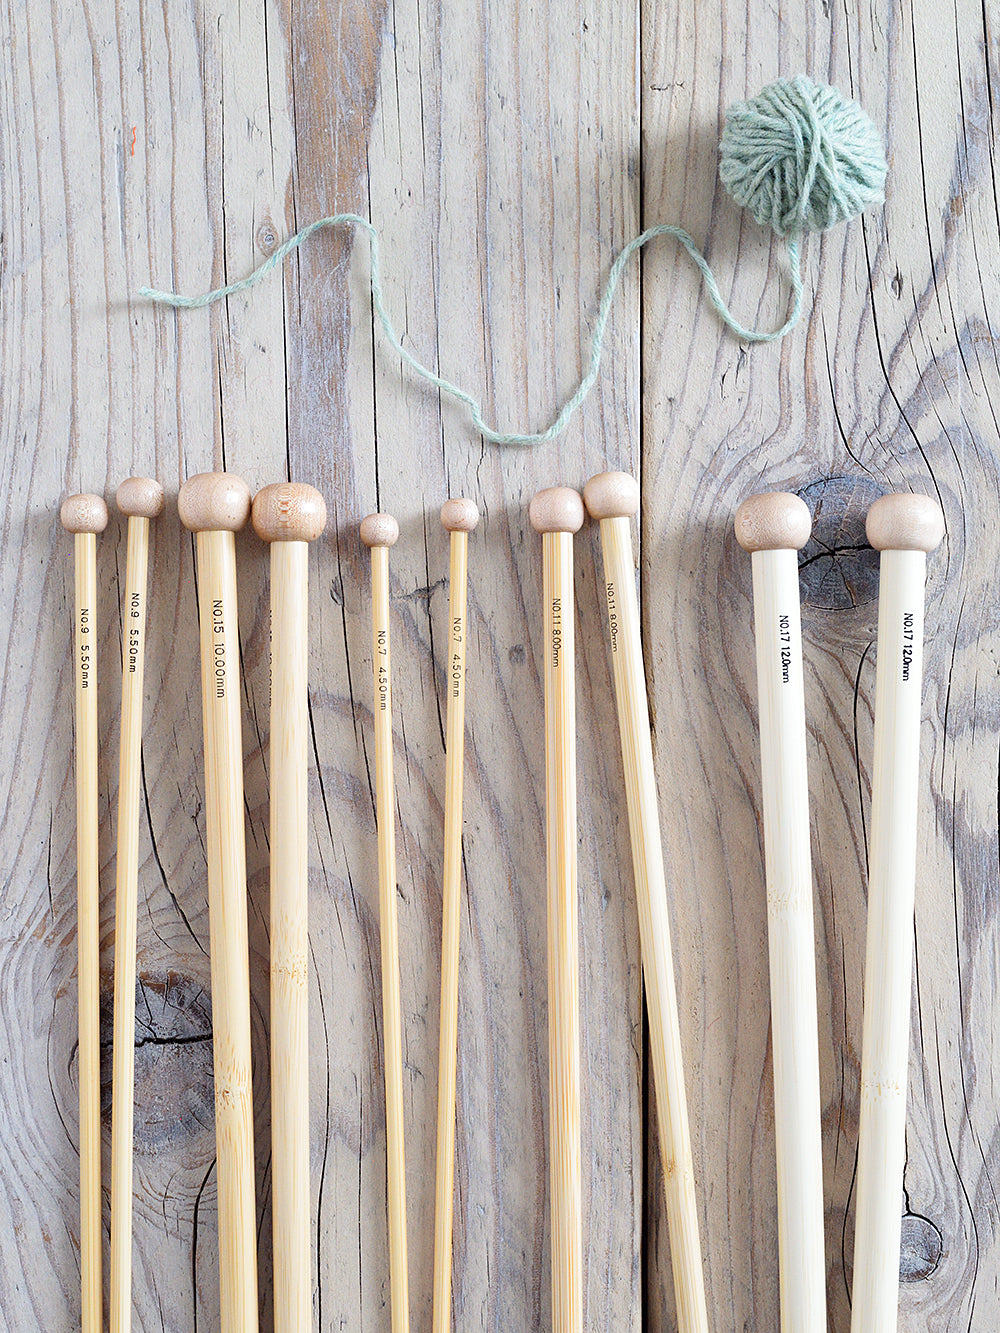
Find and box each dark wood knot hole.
[797,476,884,611]
[899,1212,944,1282]
[100,970,214,1152]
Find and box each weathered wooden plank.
[641,2,1000,1330]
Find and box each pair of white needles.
[61,472,942,1333]
[735,488,945,1333]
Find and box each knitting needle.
[251,482,327,1333]
[582,472,708,1333]
[360,512,409,1333]
[432,497,479,1333]
[529,486,585,1333]
[60,492,109,1333]
[735,491,825,1333]
[178,472,259,1333]
[850,492,944,1333]
[109,478,165,1333]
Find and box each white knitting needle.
[60,492,109,1333]
[109,478,165,1333]
[850,493,944,1333]
[582,473,708,1333]
[432,498,479,1333]
[361,512,410,1333]
[252,483,327,1333]
[735,491,826,1333]
[178,472,259,1333]
[529,486,585,1333]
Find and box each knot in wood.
[257,221,279,254]
[899,1212,943,1282]
[101,972,214,1153]
[796,476,883,610]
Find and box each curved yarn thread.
[141,75,885,448]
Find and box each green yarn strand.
[140,217,802,447]
[140,75,885,448]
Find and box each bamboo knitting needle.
[360,512,409,1333]
[850,493,944,1333]
[735,491,825,1333]
[529,486,585,1333]
[251,482,327,1333]
[178,472,259,1333]
[110,478,165,1333]
[432,497,479,1333]
[60,492,109,1333]
[582,472,708,1333]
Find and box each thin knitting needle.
[582,472,709,1333]
[529,486,585,1333]
[252,482,328,1333]
[432,498,479,1333]
[60,493,109,1333]
[179,472,259,1333]
[110,478,164,1333]
[361,512,410,1333]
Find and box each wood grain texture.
[1,1,995,1331]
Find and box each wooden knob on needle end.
[528,487,585,535]
[735,492,812,552]
[177,472,252,533]
[440,497,480,533]
[583,471,639,520]
[116,477,165,519]
[865,493,945,553]
[60,494,109,534]
[360,513,399,548]
[252,482,328,543]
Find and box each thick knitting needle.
[252,482,327,1333]
[850,493,944,1333]
[178,472,259,1333]
[582,472,708,1333]
[529,486,585,1333]
[735,491,825,1333]
[60,492,109,1333]
[432,497,479,1333]
[360,512,409,1333]
[110,478,165,1333]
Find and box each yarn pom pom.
[719,75,887,238]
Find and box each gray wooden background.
[1,0,996,1328]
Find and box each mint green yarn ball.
[719,75,887,238]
